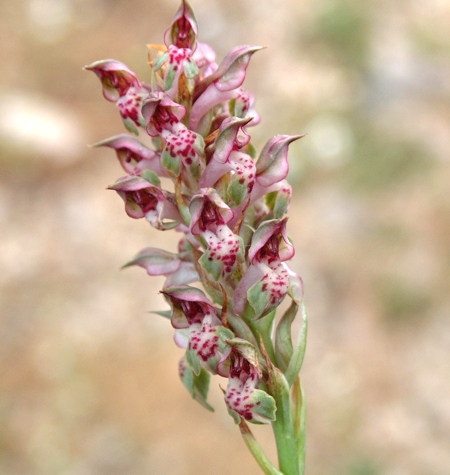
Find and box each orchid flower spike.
[87,1,308,473]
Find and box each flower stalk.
[86,2,307,474]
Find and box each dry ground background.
[1,0,450,474]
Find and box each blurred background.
[1,0,450,474]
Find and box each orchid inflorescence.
[86,2,307,474]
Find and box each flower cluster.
[86,0,306,426]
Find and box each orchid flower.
[84,59,150,134]
[87,2,307,474]
[219,339,277,424]
[199,116,256,208]
[234,218,295,317]
[108,175,181,229]
[189,188,242,280]
[162,286,234,375]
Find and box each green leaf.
[239,421,283,475]
[251,308,277,364]
[274,302,298,372]
[192,367,214,411]
[152,136,163,151]
[273,194,289,219]
[265,191,277,210]
[245,141,257,159]
[284,303,308,387]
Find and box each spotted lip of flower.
[161,125,206,180]
[142,91,187,137]
[108,175,181,229]
[163,46,198,94]
[117,90,149,134]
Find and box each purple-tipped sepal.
[92,134,167,176]
[190,45,263,133]
[122,247,198,288]
[164,0,198,51]
[255,134,304,188]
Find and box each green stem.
[239,421,283,475]
[292,378,306,475]
[268,365,300,475]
